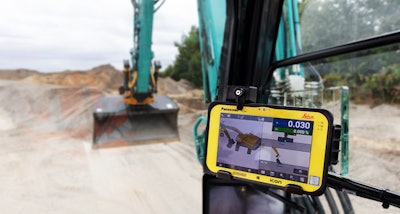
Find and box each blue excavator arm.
[92,0,179,148]
[194,0,307,163]
[119,0,163,105]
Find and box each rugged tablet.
[205,103,334,195]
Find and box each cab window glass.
[277,0,400,58]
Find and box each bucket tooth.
[93,94,179,148]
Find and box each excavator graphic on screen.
[272,146,284,167]
[220,124,261,154]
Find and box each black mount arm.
[328,173,400,209]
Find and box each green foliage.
[159,65,175,78]
[360,64,400,103]
[323,73,347,88]
[300,0,400,104]
[161,26,203,88]
[322,64,400,104]
[301,0,400,53]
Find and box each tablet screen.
[217,113,315,185]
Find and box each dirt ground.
[0,67,399,213]
[0,77,205,214]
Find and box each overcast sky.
[0,0,199,72]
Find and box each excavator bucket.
[92,94,179,148]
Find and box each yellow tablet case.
[205,102,333,195]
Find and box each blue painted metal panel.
[132,0,154,93]
[197,0,226,102]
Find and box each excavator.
[194,0,400,213]
[92,0,179,148]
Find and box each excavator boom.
[92,0,179,148]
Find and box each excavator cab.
[197,0,400,213]
[92,0,179,148]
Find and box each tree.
[300,0,400,66]
[298,0,400,104]
[161,26,203,88]
[299,0,400,74]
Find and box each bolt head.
[235,89,244,96]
